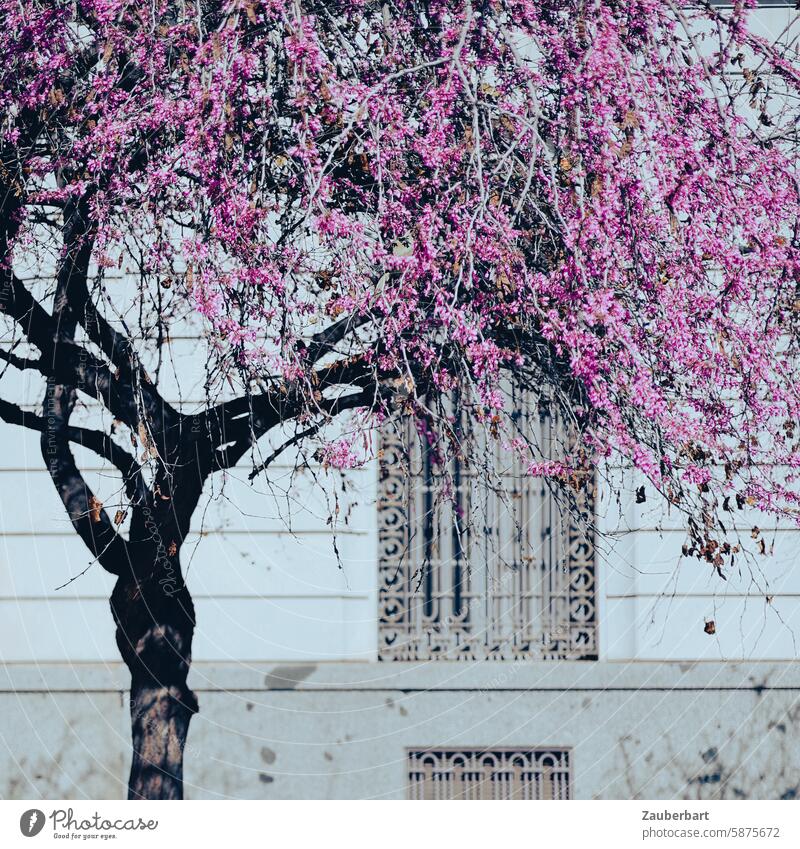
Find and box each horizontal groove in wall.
[3,660,799,692]
[0,528,370,538]
[606,592,797,599]
[0,594,370,602]
[0,463,352,473]
[3,686,800,695]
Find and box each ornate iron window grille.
[378,404,597,661]
[407,748,572,800]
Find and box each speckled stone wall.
[2,662,799,800]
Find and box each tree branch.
[0,348,44,372]
[37,200,131,572]
[39,381,128,574]
[0,397,145,499]
[246,424,320,481]
[0,262,180,436]
[304,310,373,364]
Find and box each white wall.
[2,3,798,667]
[598,463,800,661]
[0,328,379,664]
[3,384,800,664]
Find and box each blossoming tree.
[1,0,798,798]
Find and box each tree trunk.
[110,551,198,800]
[128,678,197,800]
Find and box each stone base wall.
[2,662,798,800]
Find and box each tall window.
[378,399,597,661]
[407,748,572,800]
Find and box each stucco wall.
[1,2,797,803]
[2,661,799,800]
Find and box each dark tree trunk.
[110,547,198,800]
[127,677,197,800]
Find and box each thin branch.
[247,424,320,481]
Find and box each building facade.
[1,0,798,803]
[2,367,800,799]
